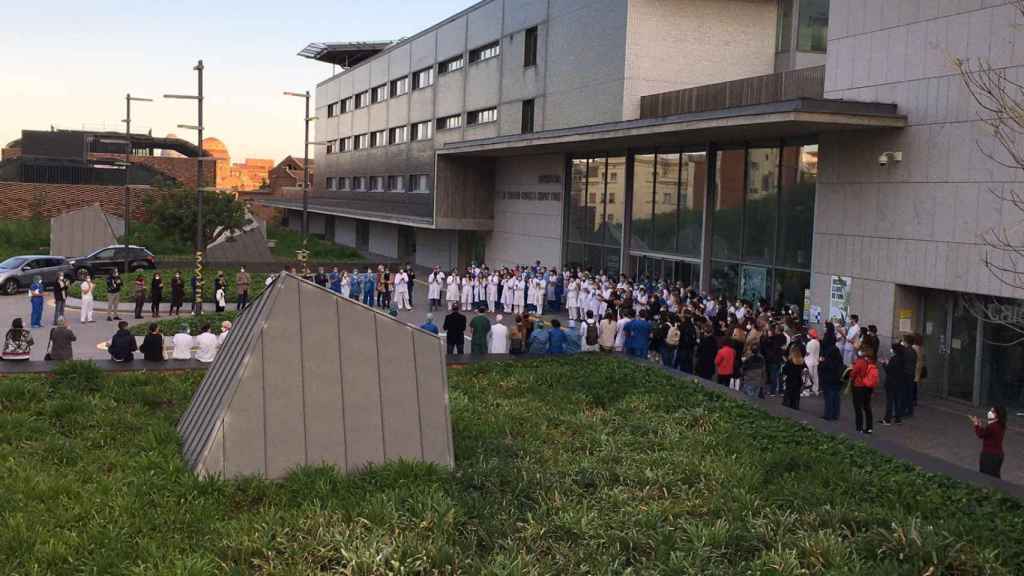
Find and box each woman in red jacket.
[850,347,879,434]
[714,341,736,387]
[971,406,1007,478]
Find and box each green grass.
[1,355,1022,574]
[129,311,238,337]
[267,223,363,262]
[119,221,192,258]
[0,218,49,260]
[68,268,270,303]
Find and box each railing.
[640,66,826,118]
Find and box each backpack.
[666,324,681,346]
[585,321,599,346]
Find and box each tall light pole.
[284,90,316,275]
[166,59,207,314]
[122,93,152,250]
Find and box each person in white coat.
[805,328,821,396]
[427,267,444,311]
[172,325,194,360]
[566,278,580,321]
[445,270,460,309]
[340,271,351,299]
[580,311,600,352]
[501,275,514,313]
[488,314,509,354]
[512,275,526,314]
[79,275,95,323]
[460,275,473,311]
[531,276,546,315]
[486,273,499,313]
[195,323,219,363]
[393,269,411,310]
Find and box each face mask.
[987,410,997,423]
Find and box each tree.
[143,180,246,251]
[955,1,1024,345]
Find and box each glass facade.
[566,143,815,312]
[797,0,830,53]
[776,0,793,53]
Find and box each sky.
[0,0,476,162]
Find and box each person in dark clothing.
[108,321,137,362]
[900,334,918,417]
[676,313,698,374]
[105,270,123,321]
[133,275,146,319]
[150,273,164,318]
[139,323,165,362]
[314,267,329,288]
[882,342,906,425]
[972,405,1007,478]
[442,304,467,355]
[761,324,786,397]
[46,317,76,361]
[170,272,185,316]
[696,324,718,380]
[862,325,880,361]
[819,340,845,420]
[822,321,837,351]
[781,345,805,410]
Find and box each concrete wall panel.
[339,300,385,470]
[50,204,119,258]
[300,282,347,467]
[467,0,502,47]
[262,278,306,478]
[413,329,453,467]
[223,336,266,478]
[376,315,423,461]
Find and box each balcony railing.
[640,66,825,119]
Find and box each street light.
[165,59,207,314]
[121,94,152,250]
[283,90,315,252]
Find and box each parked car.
[69,245,157,279]
[0,255,74,294]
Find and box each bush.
[129,311,238,337]
[267,224,362,262]
[0,219,49,260]
[67,268,269,303]
[50,360,103,392]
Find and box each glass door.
[948,297,978,403]
[921,291,949,399]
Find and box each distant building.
[202,137,273,192]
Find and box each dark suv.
[69,245,157,278]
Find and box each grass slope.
[267,224,363,262]
[0,218,49,260]
[0,356,1021,574]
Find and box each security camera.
[878,151,902,166]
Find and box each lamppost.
[283,90,316,275]
[166,59,209,314]
[122,93,152,250]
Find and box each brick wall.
[0,182,157,220]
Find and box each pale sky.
[0,0,476,162]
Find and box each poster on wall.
[740,266,767,302]
[829,275,852,321]
[803,289,811,323]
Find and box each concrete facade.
[489,154,565,268]
[813,0,1024,342]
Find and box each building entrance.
[628,254,699,287]
[921,291,978,404]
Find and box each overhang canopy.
[298,41,396,68]
[439,98,906,157]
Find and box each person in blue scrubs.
[29,275,44,328]
[623,310,652,358]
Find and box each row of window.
[324,26,538,119]
[325,174,432,193]
[323,106,505,153]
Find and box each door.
[398,226,416,262]
[457,231,485,270]
[921,291,949,399]
[921,291,979,403]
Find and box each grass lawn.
[120,221,193,259]
[1,355,1022,574]
[67,268,270,303]
[0,218,49,260]
[267,223,363,262]
[129,311,239,336]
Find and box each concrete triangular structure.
[49,204,124,257]
[205,212,273,263]
[178,272,454,479]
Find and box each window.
[467,107,497,126]
[340,97,353,113]
[387,175,405,192]
[351,176,364,190]
[354,91,369,108]
[410,174,431,193]
[521,99,535,133]
[354,133,369,150]
[389,125,408,145]
[797,0,829,52]
[436,114,462,130]
[438,54,464,74]
[524,26,538,67]
[776,0,793,53]
[339,176,349,190]
[411,120,433,141]
[370,130,387,147]
[327,102,340,118]
[371,84,388,104]
[390,76,409,98]
[325,176,337,190]
[325,140,338,154]
[469,41,500,63]
[412,67,434,89]
[370,176,385,191]
[339,137,352,152]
